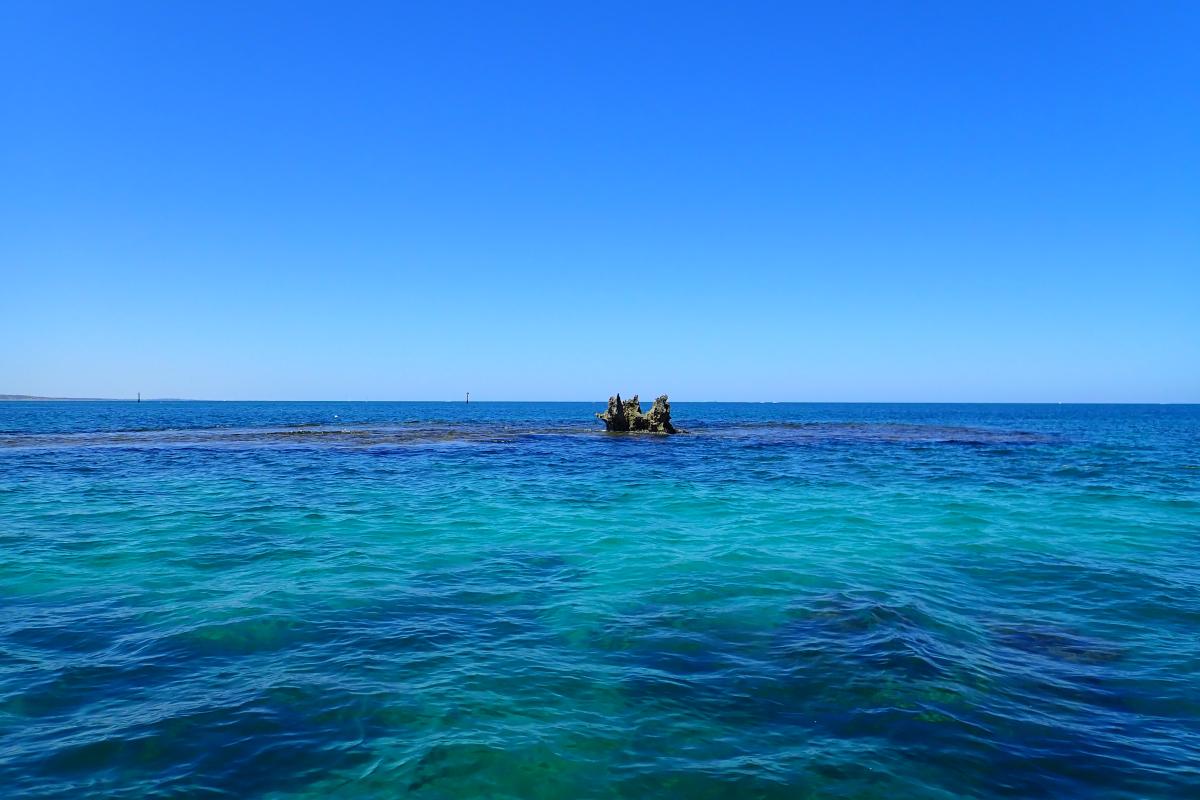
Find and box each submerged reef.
[596,394,677,434]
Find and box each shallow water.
[1,402,1198,798]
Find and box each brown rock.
[595,393,677,433]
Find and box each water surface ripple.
[1,402,1198,798]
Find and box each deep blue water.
[1,401,1198,798]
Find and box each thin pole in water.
[137,392,141,403]
[466,392,469,404]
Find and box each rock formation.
[596,394,677,434]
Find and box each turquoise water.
[1,401,1198,798]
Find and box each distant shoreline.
[0,395,115,401]
[0,395,189,402]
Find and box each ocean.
[1,401,1197,798]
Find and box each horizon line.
[2,396,1196,406]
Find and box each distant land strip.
[0,394,178,401]
[2,394,109,401]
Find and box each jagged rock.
[596,393,677,434]
[597,394,630,431]
[646,395,677,434]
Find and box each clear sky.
[2,2,1197,401]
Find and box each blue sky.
[2,2,1197,401]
